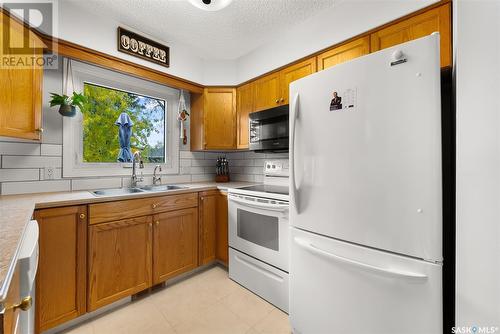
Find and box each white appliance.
[289,34,443,333]
[18,220,39,334]
[228,162,289,312]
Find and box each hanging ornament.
[177,90,190,145]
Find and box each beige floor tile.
[57,266,288,334]
[253,308,291,334]
[221,286,274,327]
[148,274,223,326]
[174,302,251,334]
[60,323,94,334]
[91,298,175,334]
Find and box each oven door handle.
[228,195,288,212]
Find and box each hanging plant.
[49,92,87,117]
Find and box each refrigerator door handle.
[293,237,428,281]
[290,93,299,213]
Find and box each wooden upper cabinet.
[236,83,254,149]
[88,216,152,311]
[253,72,281,112]
[0,11,44,140]
[280,57,317,104]
[317,36,370,71]
[203,88,237,150]
[153,208,198,284]
[34,206,87,332]
[370,3,451,67]
[199,191,217,265]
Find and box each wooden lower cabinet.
[199,191,218,265]
[153,208,199,284]
[88,216,152,311]
[216,192,229,266]
[34,206,87,332]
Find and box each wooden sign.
[117,27,170,67]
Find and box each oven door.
[228,193,289,271]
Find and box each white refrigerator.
[289,34,443,334]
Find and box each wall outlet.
[44,167,55,180]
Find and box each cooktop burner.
[238,184,289,196]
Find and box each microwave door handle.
[290,93,299,213]
[228,195,288,212]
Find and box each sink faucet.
[131,151,144,188]
[153,165,162,185]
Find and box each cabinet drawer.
[89,193,198,224]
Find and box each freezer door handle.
[293,237,428,281]
[290,93,299,213]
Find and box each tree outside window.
[81,83,166,163]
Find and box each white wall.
[455,0,500,328]
[235,0,438,83]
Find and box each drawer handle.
[10,296,32,312]
[152,203,159,209]
[79,213,86,219]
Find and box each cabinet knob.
[155,221,159,226]
[280,97,284,102]
[11,296,32,312]
[152,203,159,209]
[36,128,44,133]
[275,99,279,103]
[79,213,86,219]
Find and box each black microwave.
[249,105,289,152]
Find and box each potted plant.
[49,92,87,117]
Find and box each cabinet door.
[204,88,237,150]
[370,4,451,67]
[216,191,229,266]
[253,72,281,112]
[236,83,254,149]
[199,191,217,265]
[280,57,317,105]
[317,36,370,71]
[0,11,43,140]
[34,206,87,332]
[153,208,198,284]
[88,216,152,311]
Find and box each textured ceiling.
[61,0,336,60]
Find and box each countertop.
[0,181,255,302]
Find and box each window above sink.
[62,59,181,178]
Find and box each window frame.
[62,60,180,178]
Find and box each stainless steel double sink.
[91,184,187,197]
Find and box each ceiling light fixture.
[188,0,233,11]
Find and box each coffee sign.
[117,27,170,67]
